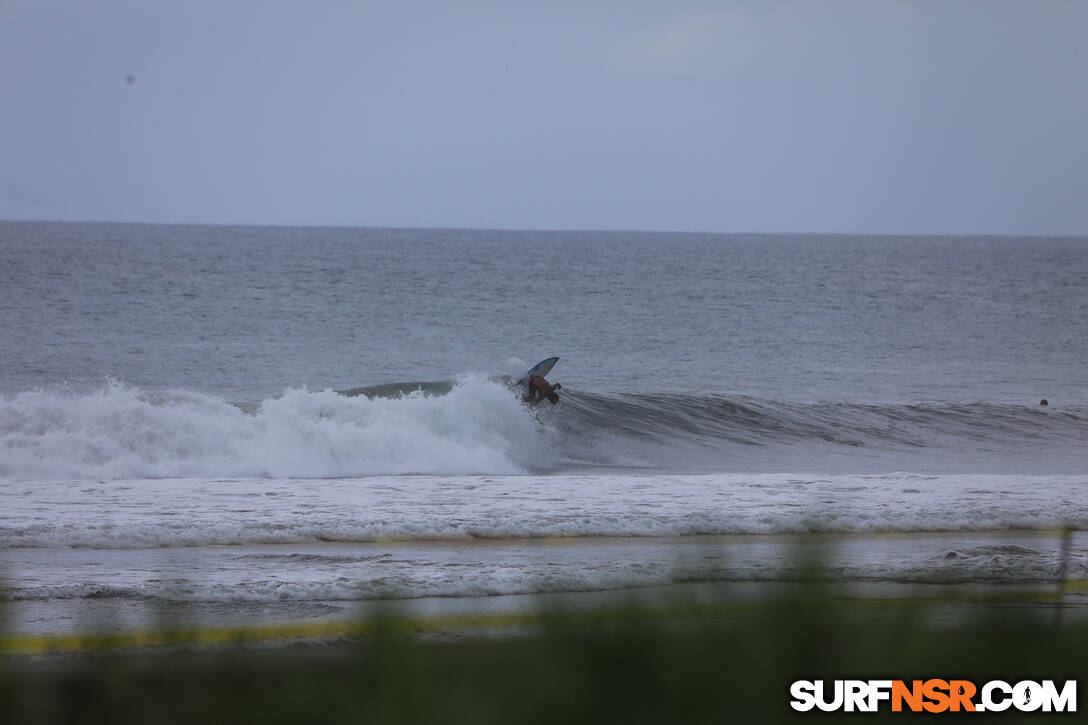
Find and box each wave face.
[548,390,1088,474]
[1,379,1086,479]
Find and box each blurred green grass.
[2,581,1085,724]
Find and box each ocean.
[1,221,1086,638]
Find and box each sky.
[2,0,1087,234]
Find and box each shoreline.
[4,578,1086,658]
[3,528,1084,654]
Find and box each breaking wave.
[0,378,539,479]
[1,379,1086,479]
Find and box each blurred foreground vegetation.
[2,584,1086,724]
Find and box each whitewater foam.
[0,378,541,479]
[1,473,1084,549]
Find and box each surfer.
[525,374,561,406]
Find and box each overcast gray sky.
[2,0,1086,234]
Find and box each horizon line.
[2,216,1087,240]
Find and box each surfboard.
[516,357,559,389]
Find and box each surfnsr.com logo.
[789,679,1077,713]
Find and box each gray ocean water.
[4,222,1087,403]
[1,221,1086,636]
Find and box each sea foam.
[0,378,540,479]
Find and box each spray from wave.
[0,377,541,479]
